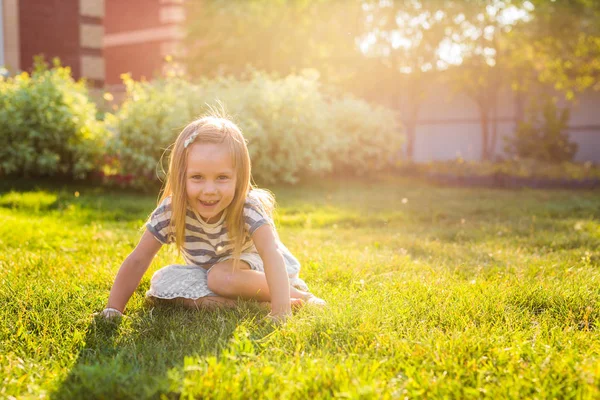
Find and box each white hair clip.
[184,132,199,149]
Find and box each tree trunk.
[405,120,417,161]
[515,80,525,124]
[489,92,498,160]
[397,74,422,162]
[480,108,490,161]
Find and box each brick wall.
[104,0,184,85]
[105,41,162,83]
[17,0,104,85]
[79,0,105,86]
[105,0,161,34]
[19,0,81,77]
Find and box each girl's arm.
[105,229,163,314]
[252,224,292,319]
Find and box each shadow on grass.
[51,302,273,399]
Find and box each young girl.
[101,115,324,321]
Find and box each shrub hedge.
[505,99,578,163]
[106,71,403,184]
[4,60,597,189]
[0,58,107,179]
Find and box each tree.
[359,0,533,161]
[501,0,600,162]
[522,0,600,100]
[359,0,456,160]
[505,98,577,163]
[181,0,600,163]
[443,0,533,161]
[183,0,364,87]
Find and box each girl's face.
[185,142,237,223]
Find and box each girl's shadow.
[51,302,273,399]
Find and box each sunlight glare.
[391,31,412,50]
[497,5,531,25]
[454,13,466,24]
[359,32,377,54]
[438,38,464,66]
[483,26,495,40]
[359,0,535,70]
[486,4,499,17]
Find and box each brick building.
[1,0,105,85]
[0,0,184,86]
[104,0,184,86]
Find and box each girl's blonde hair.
[159,114,274,264]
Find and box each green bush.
[505,99,578,163]
[0,58,107,179]
[107,71,403,184]
[328,96,401,175]
[104,73,199,183]
[200,72,340,183]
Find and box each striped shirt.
[146,192,271,267]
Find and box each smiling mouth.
[199,199,219,206]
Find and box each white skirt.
[146,252,308,300]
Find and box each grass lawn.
[1,177,599,399]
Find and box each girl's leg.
[207,260,313,302]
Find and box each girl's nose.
[203,181,217,193]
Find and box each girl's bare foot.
[289,286,326,306]
[306,295,327,306]
[290,286,314,301]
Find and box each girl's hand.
[98,307,123,319]
[291,298,305,309]
[268,311,292,324]
[268,298,305,324]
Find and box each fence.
[402,84,600,162]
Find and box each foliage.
[2,180,600,398]
[359,1,459,160]
[104,74,199,184]
[0,58,107,179]
[505,99,578,163]
[180,0,600,165]
[524,0,600,100]
[442,0,535,161]
[328,96,401,174]
[200,72,338,184]
[183,0,363,86]
[106,71,403,185]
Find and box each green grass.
[1,177,599,399]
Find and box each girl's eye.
[192,175,203,180]
[218,175,229,180]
